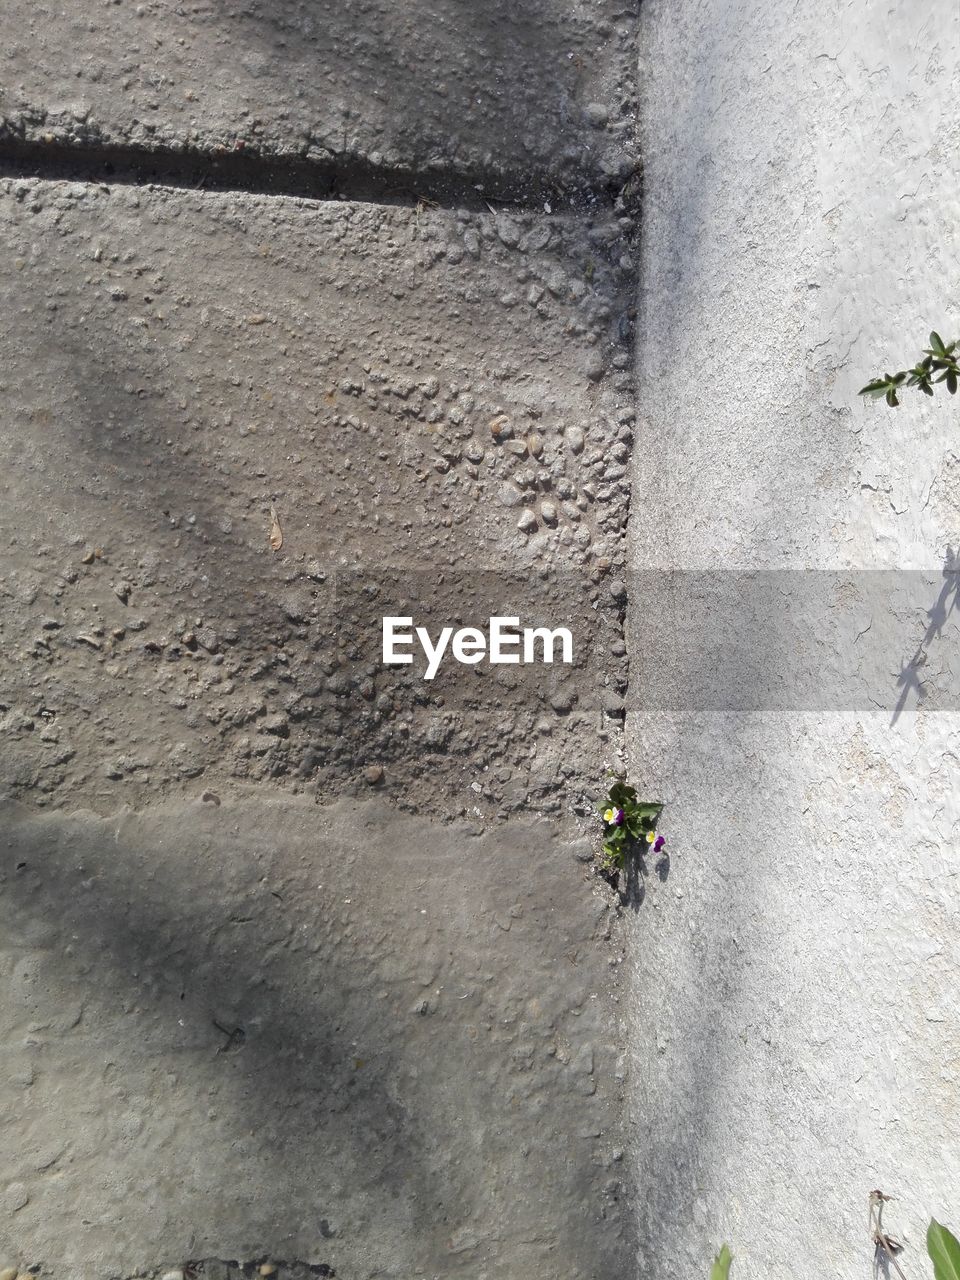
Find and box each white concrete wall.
[630,2,960,1277]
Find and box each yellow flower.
[645,830,657,844]
[603,808,616,824]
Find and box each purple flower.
[654,835,665,853]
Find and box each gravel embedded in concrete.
[0,176,634,818]
[0,0,638,195]
[0,796,631,1280]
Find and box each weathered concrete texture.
[0,795,630,1279]
[0,178,634,816]
[0,0,637,194]
[630,2,960,1278]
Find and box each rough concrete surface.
[0,1,641,1275]
[0,178,634,817]
[0,0,637,196]
[631,2,960,1278]
[8,0,960,1275]
[0,796,630,1279]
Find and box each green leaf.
[927,1219,960,1280]
[633,803,663,820]
[859,379,888,395]
[602,839,624,867]
[886,388,899,407]
[931,331,946,356]
[710,1244,733,1280]
[950,370,958,395]
[608,781,636,806]
[922,382,935,396]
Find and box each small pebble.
[496,218,521,248]
[364,764,384,785]
[3,1183,28,1212]
[160,1270,185,1280]
[0,1267,18,1280]
[540,501,558,525]
[517,509,537,533]
[195,625,219,653]
[567,839,595,863]
[550,688,574,713]
[498,482,522,508]
[259,1266,278,1277]
[567,427,585,454]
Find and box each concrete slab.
[0,9,643,1280]
[0,174,637,1277]
[0,177,634,817]
[0,794,631,1279]
[630,1,960,1276]
[0,0,638,196]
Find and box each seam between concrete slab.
[0,134,638,215]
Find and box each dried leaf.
[269,505,283,552]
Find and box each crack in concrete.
[123,1262,335,1280]
[0,134,636,214]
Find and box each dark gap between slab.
[0,135,632,213]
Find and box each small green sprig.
[710,1245,733,1280]
[860,331,959,407]
[598,778,663,872]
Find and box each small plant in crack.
[860,331,959,406]
[598,777,663,875]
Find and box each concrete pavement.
[1,795,629,1279]
[0,0,637,197]
[0,4,640,1276]
[630,2,960,1276]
